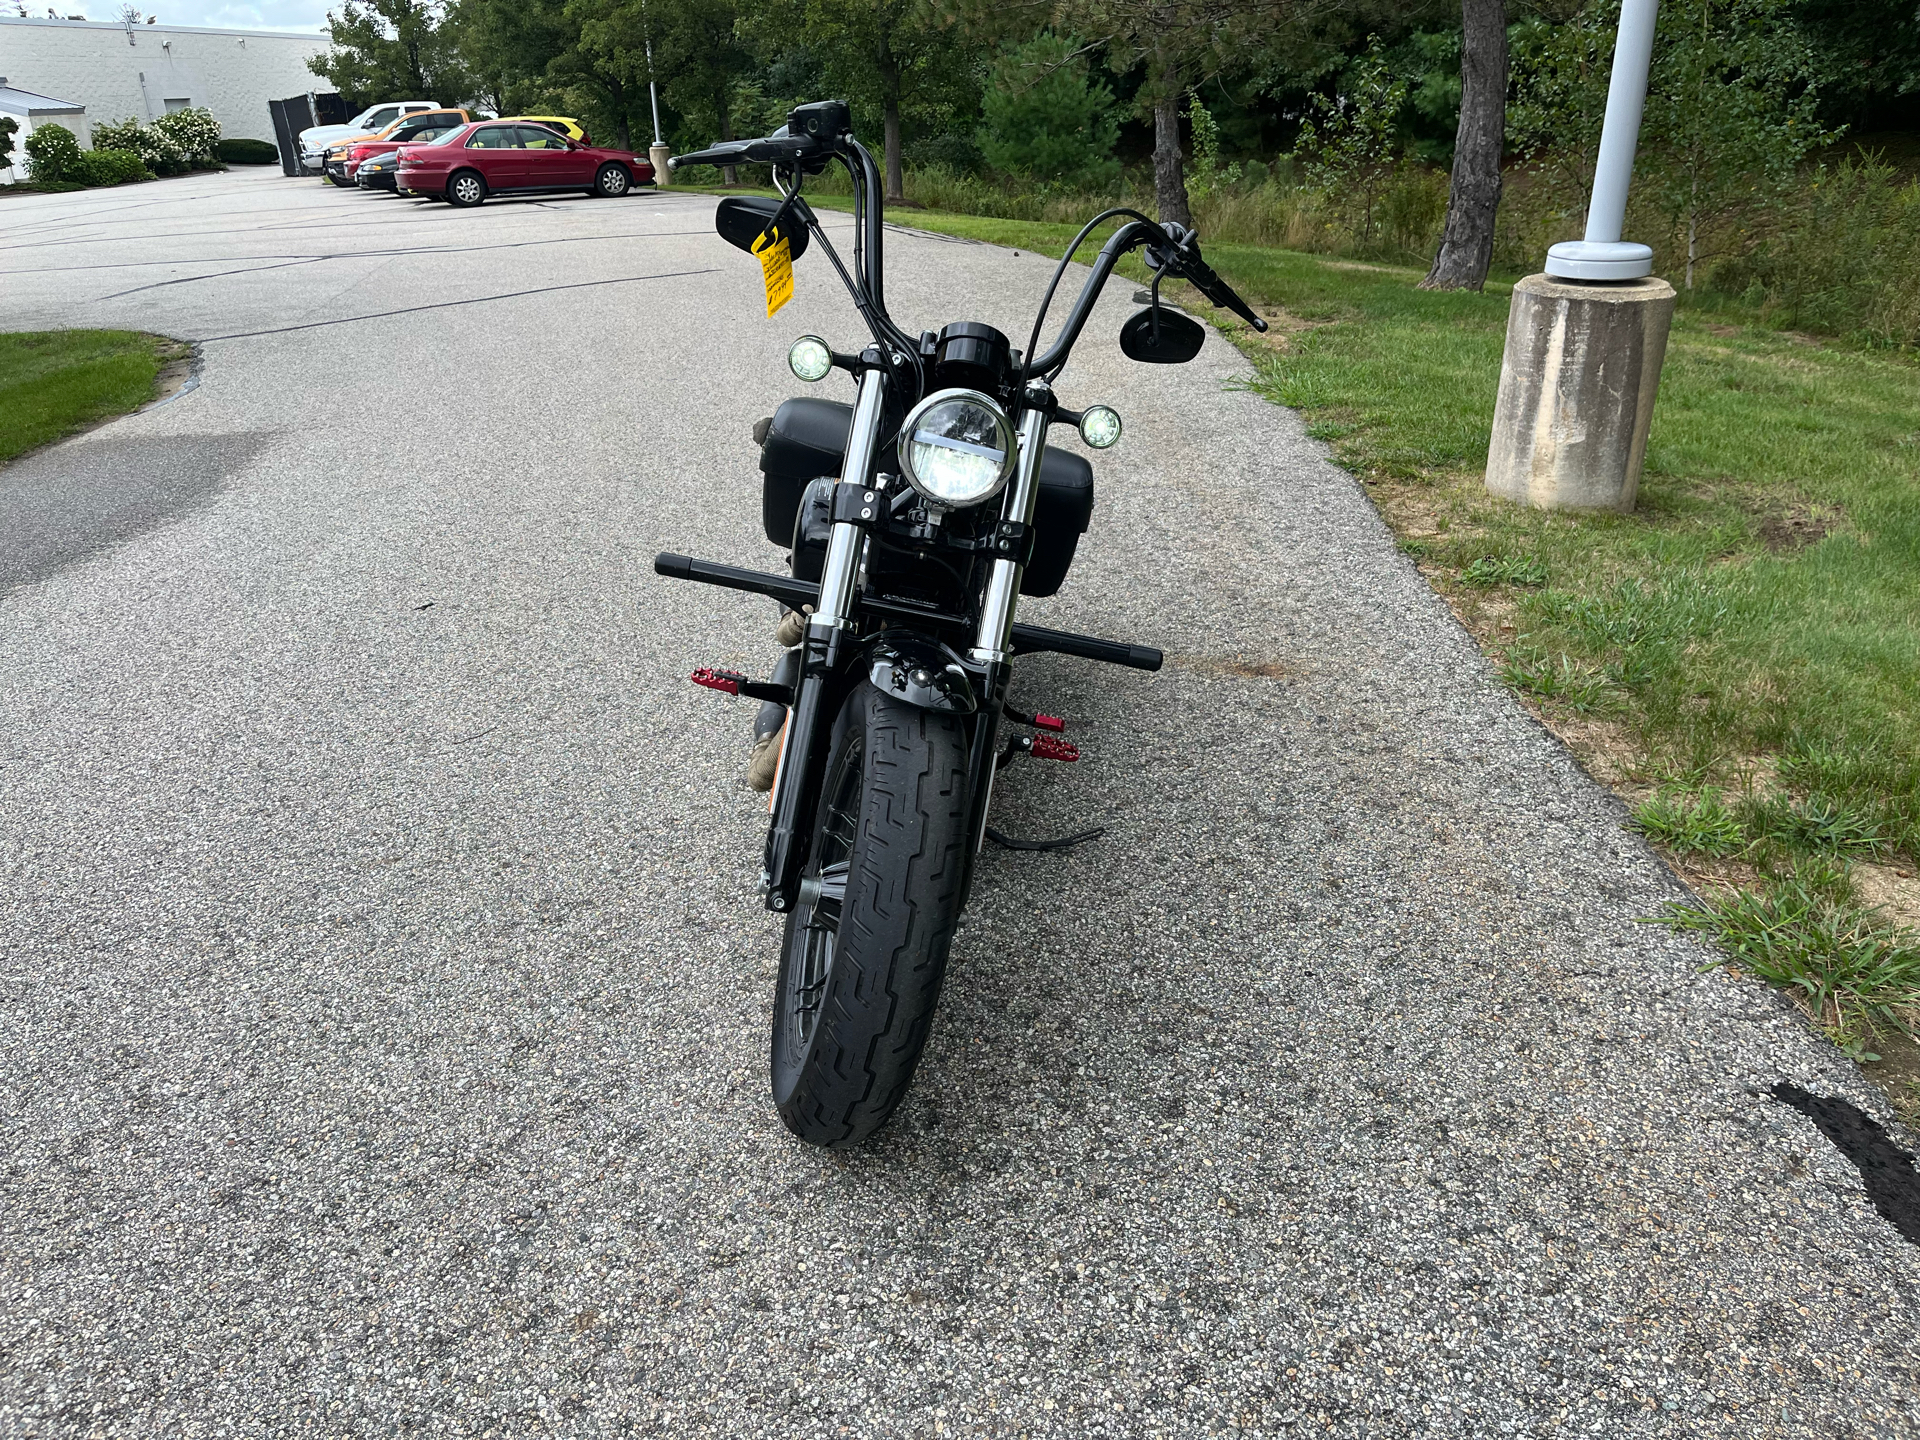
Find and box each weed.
[1742,791,1888,857]
[1462,554,1549,587]
[1633,788,1745,857]
[1501,652,1618,714]
[1657,862,1920,1060]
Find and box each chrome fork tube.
[813,366,888,629]
[969,380,1052,664]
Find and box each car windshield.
[424,127,470,147]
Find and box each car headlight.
[897,389,1016,509]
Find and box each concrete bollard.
[650,143,671,187]
[1485,273,1675,512]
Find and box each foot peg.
[691,667,793,704]
[1017,733,1079,762]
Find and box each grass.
[713,188,1920,1084]
[0,330,182,466]
[1657,861,1920,1062]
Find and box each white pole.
[646,37,663,147]
[1546,0,1659,280]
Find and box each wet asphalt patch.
[1772,1083,1920,1243]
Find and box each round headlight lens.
[898,389,1016,508]
[788,336,833,383]
[1078,405,1122,449]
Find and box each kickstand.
[985,825,1106,852]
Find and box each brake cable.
[1021,207,1160,385]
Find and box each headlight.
[788,335,832,383]
[1078,405,1122,449]
[897,389,1016,508]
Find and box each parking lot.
[1,169,1914,1436]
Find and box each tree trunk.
[1151,61,1191,229]
[720,98,736,188]
[883,97,903,203]
[1420,0,1508,291]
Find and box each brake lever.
[1156,232,1268,333]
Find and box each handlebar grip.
[1187,262,1268,333]
[670,143,750,168]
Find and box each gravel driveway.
[1,170,1914,1438]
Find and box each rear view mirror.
[715,196,810,263]
[1119,307,1205,364]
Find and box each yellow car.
[502,115,592,145]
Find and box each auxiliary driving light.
[788,335,833,383]
[897,389,1016,509]
[1078,405,1122,449]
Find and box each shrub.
[0,115,16,173]
[218,137,279,165]
[91,109,222,175]
[152,106,221,168]
[70,148,152,187]
[22,122,81,183]
[1711,158,1920,348]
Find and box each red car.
[396,121,653,207]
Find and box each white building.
[1,77,88,183]
[0,16,330,152]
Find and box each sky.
[30,2,331,31]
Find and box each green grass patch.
[0,330,180,466]
[1657,862,1920,1061]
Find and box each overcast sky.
[51,2,331,31]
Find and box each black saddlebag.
[760,396,1093,599]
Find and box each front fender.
[865,634,977,714]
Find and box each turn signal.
[1078,405,1122,449]
[788,336,833,382]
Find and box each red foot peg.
[1030,734,1079,762]
[691,667,746,696]
[1033,713,1066,732]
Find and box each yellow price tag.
[751,231,794,318]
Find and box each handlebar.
[1025,219,1266,377]
[671,133,827,170]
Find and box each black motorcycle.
[656,101,1265,1147]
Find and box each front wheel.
[593,163,631,198]
[772,682,970,1147]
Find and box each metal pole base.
[1545,240,1654,281]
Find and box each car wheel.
[593,163,631,198]
[447,170,487,208]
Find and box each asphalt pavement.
[1,169,1914,1438]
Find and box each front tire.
[772,682,970,1147]
[447,170,487,207]
[593,163,631,198]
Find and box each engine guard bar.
[655,552,1163,672]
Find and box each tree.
[652,0,756,181]
[1420,0,1505,290]
[976,32,1120,187]
[745,0,972,202]
[1506,9,1614,232]
[1637,0,1840,287]
[1291,37,1408,248]
[309,0,473,110]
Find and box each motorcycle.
[656,100,1266,1147]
